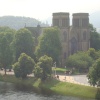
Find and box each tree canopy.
[34,55,53,80]
[0,27,15,74]
[13,53,35,79]
[66,52,93,72]
[35,27,61,64]
[14,28,34,60]
[87,58,100,86]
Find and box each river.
[0,82,95,100]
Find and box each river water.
[0,82,96,100]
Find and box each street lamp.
[65,66,66,81]
[54,62,56,77]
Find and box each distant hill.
[0,16,49,30]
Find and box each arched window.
[83,31,86,40]
[71,37,77,54]
[63,31,67,42]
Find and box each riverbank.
[0,74,100,99]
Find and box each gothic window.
[53,19,59,26]
[82,18,88,27]
[73,19,79,27]
[83,31,86,40]
[71,37,77,54]
[63,31,67,42]
[62,19,69,27]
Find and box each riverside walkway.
[58,74,91,86]
[0,70,91,86]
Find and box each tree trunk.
[22,74,27,79]
[4,68,6,75]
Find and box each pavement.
[58,74,91,86]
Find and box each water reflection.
[0,82,96,100]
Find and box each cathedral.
[26,12,90,66]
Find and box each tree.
[0,27,16,68]
[87,48,100,60]
[90,24,100,50]
[33,64,43,78]
[87,58,100,86]
[35,27,61,65]
[14,28,34,60]
[13,53,35,79]
[66,52,93,72]
[34,55,53,80]
[0,36,13,75]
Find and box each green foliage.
[66,52,93,72]
[90,24,100,50]
[14,28,34,60]
[35,27,61,64]
[13,53,35,79]
[33,64,43,78]
[87,58,100,86]
[0,35,13,75]
[87,48,100,60]
[34,55,53,80]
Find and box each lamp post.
[54,62,56,77]
[65,66,66,81]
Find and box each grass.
[0,74,100,99]
[41,78,100,99]
[52,67,68,74]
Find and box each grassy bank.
[0,74,100,99]
[52,67,67,74]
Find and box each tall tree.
[35,27,61,64]
[0,36,13,75]
[14,28,34,60]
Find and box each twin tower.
[52,12,90,65]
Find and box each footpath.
[58,75,91,86]
[0,70,91,86]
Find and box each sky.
[0,0,100,21]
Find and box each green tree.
[66,52,93,72]
[35,27,61,65]
[34,55,53,80]
[87,58,100,86]
[13,53,35,79]
[0,36,13,75]
[33,64,43,78]
[87,48,100,60]
[90,24,100,50]
[14,28,34,60]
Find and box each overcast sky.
[0,0,100,20]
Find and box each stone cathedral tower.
[52,12,90,66]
